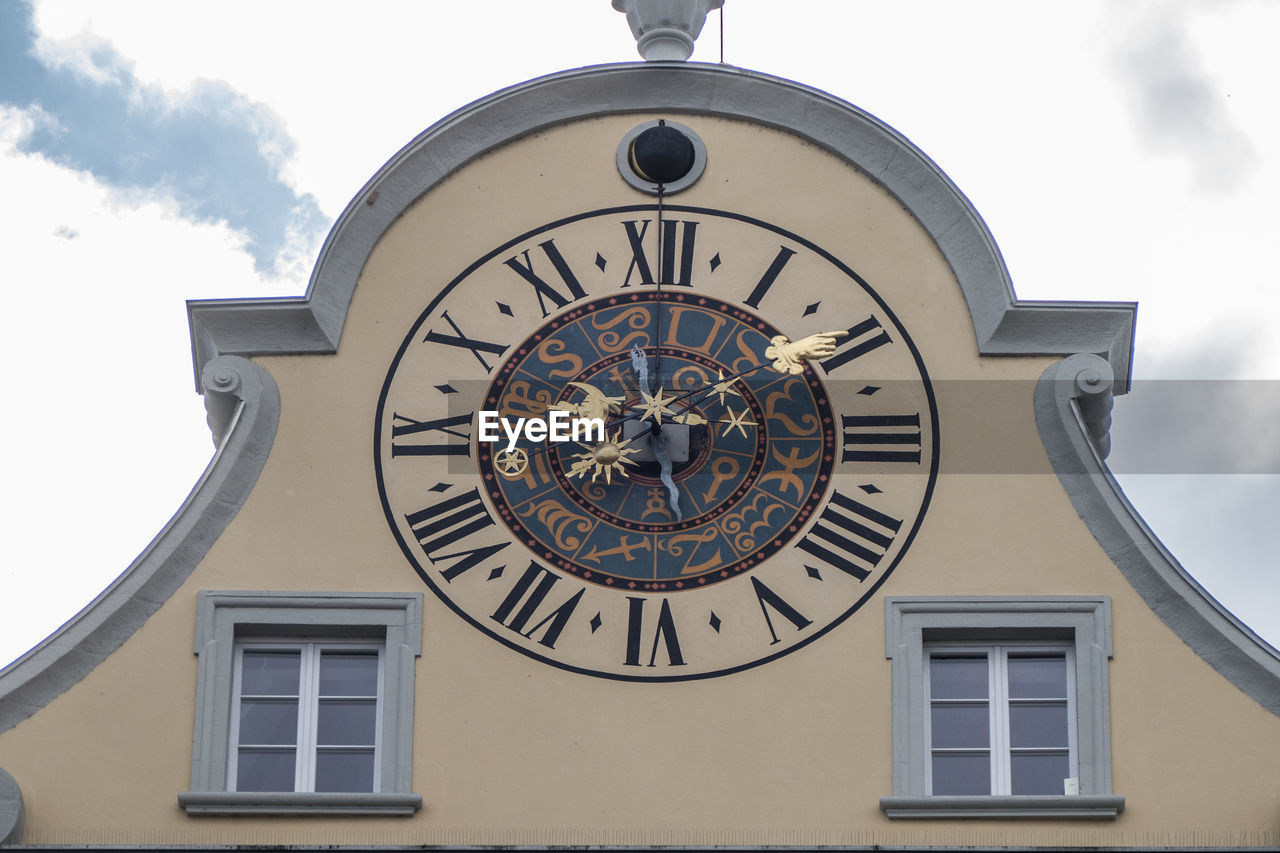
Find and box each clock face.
[375,204,938,681]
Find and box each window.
[231,641,382,794]
[926,644,1074,797]
[179,592,422,816]
[882,596,1123,819]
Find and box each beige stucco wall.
[1,115,1278,848]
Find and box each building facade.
[2,12,1279,850]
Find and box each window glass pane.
[930,703,989,749]
[319,651,379,696]
[236,748,296,792]
[238,699,298,745]
[1008,655,1067,699]
[240,651,300,696]
[929,656,987,699]
[931,753,990,795]
[317,699,378,746]
[315,749,376,793]
[1009,702,1069,748]
[1010,751,1070,795]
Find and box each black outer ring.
[374,204,941,683]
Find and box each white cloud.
[0,108,309,667]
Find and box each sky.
[1,0,1277,669]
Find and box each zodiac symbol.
[532,338,583,380]
[643,487,675,521]
[579,536,653,564]
[764,377,819,436]
[500,379,555,419]
[590,306,651,353]
[702,456,740,503]
[662,306,727,356]
[659,528,724,576]
[720,492,784,552]
[517,499,593,551]
[672,364,710,393]
[758,446,822,500]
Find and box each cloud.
[1110,380,1280,474]
[1111,2,1257,193]
[0,0,326,274]
[1106,323,1280,475]
[1115,473,1280,647]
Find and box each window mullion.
[992,646,1011,796]
[373,646,386,794]
[296,643,319,793]
[1067,644,1079,789]
[227,645,245,790]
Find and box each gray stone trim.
[883,596,1117,816]
[880,795,1124,820]
[185,63,1135,393]
[177,788,419,814]
[177,792,421,817]
[0,766,23,845]
[1035,354,1280,716]
[181,591,422,816]
[0,356,279,735]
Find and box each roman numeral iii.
[841,413,922,463]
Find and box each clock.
[375,197,938,681]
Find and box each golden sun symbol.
[566,430,642,485]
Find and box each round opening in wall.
[617,119,706,195]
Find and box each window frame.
[229,638,385,794]
[179,591,423,816]
[882,596,1123,819]
[924,641,1077,797]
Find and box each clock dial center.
[477,292,835,590]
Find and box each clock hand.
[520,357,769,466]
[765,330,850,375]
[648,180,667,394]
[517,331,835,467]
[629,344,651,395]
[649,424,683,522]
